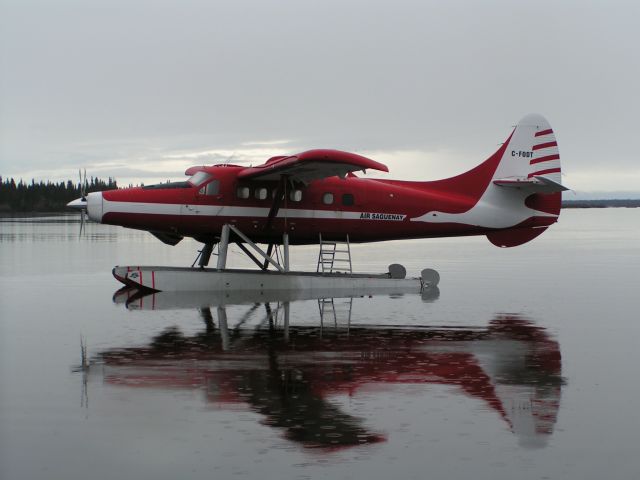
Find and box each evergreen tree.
[0,176,118,212]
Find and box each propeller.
[80,168,87,199]
[67,169,88,237]
[79,169,87,235]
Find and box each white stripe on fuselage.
[102,198,403,221]
[410,191,558,229]
[102,197,552,229]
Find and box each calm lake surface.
[1,209,639,480]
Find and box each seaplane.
[68,113,566,292]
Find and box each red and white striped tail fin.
[486,114,566,247]
[410,114,567,247]
[530,125,561,184]
[492,113,565,190]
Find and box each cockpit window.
[199,180,220,196]
[188,171,213,186]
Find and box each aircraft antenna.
[224,152,236,165]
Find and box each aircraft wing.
[237,149,388,184]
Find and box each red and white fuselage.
[71,114,566,249]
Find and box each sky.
[1,0,639,197]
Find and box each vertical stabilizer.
[487,113,565,247]
[411,114,566,247]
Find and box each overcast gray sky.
[1,0,638,195]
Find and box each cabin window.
[188,171,212,187]
[199,180,220,196]
[237,186,250,199]
[342,193,354,206]
[254,187,268,200]
[322,192,334,205]
[289,189,302,202]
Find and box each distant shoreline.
[561,200,640,208]
[0,211,80,218]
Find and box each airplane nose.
[86,191,104,222]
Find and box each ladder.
[317,234,352,274]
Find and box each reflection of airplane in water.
[95,289,563,450]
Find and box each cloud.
[564,168,640,193]
[1,0,639,193]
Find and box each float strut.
[283,233,290,272]
[198,243,214,268]
[227,225,284,272]
[217,224,230,270]
[262,244,274,271]
[235,241,265,270]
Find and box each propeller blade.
[73,168,89,238]
[79,168,87,200]
[79,208,85,237]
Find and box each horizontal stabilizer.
[493,175,569,194]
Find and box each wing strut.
[264,175,288,231]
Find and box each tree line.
[562,199,640,208]
[0,176,118,212]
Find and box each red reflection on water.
[96,313,563,450]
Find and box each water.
[1,209,639,479]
